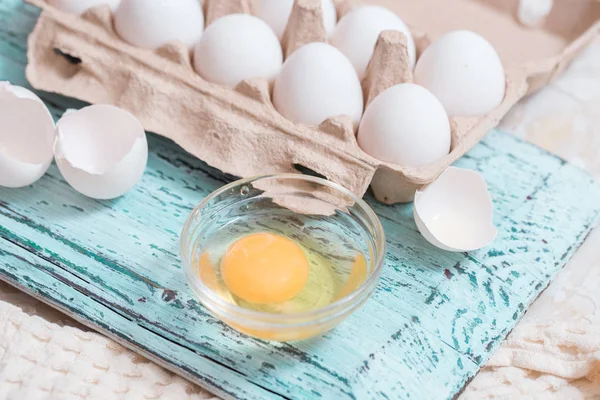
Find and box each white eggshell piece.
[48,0,121,15]
[414,30,506,117]
[414,167,497,252]
[115,0,204,50]
[273,42,363,127]
[357,83,450,167]
[255,0,337,40]
[0,82,55,188]
[331,6,416,79]
[54,105,148,200]
[193,14,283,87]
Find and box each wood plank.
[1,129,598,399]
[0,239,280,400]
[0,136,477,399]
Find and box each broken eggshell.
[413,167,497,252]
[0,82,55,188]
[54,105,147,200]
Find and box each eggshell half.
[357,83,450,167]
[414,167,497,252]
[48,0,121,15]
[272,42,364,127]
[331,6,416,79]
[255,0,337,40]
[414,30,506,117]
[193,14,283,86]
[54,105,147,200]
[115,0,204,50]
[0,82,55,188]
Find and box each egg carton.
[25,0,600,203]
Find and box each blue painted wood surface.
[2,2,600,399]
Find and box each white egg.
[273,42,363,127]
[518,0,553,28]
[115,0,204,50]
[357,83,450,167]
[414,30,506,117]
[48,0,121,15]
[54,105,147,200]
[331,6,416,79]
[0,82,55,188]
[193,14,283,86]
[255,0,337,40]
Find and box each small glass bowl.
[181,174,385,342]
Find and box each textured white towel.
[0,287,217,400]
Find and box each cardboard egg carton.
[25,0,600,203]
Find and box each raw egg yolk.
[221,233,309,304]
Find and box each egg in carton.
[24,0,600,203]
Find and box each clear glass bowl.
[181,174,386,342]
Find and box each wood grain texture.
[1,2,600,399]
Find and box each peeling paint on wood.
[1,2,600,399]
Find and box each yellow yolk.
[220,233,309,304]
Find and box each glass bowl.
[181,174,385,342]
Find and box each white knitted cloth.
[0,286,217,400]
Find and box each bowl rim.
[180,173,386,325]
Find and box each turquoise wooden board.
[2,1,600,399]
